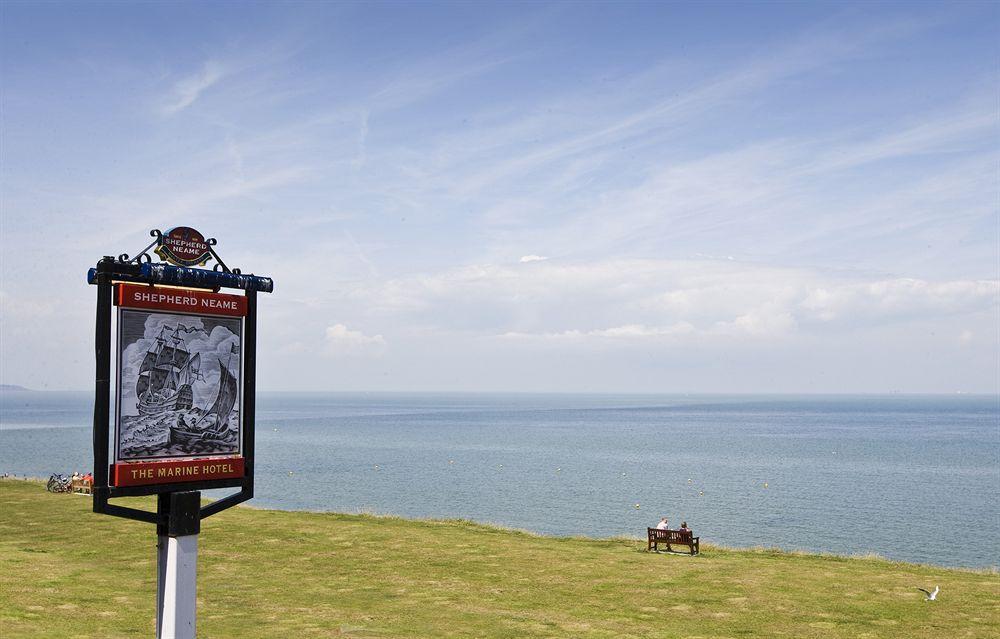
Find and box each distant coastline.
[0,385,32,392]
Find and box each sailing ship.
[136,326,202,415]
[168,346,239,447]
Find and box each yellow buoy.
[634,503,641,509]
[688,478,693,483]
[763,482,768,488]
[699,491,704,496]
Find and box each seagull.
[916,586,939,601]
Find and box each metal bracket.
[117,229,163,265]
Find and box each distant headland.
[0,385,33,392]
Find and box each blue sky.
[1,1,997,392]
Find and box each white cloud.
[160,60,226,116]
[330,259,999,343]
[800,279,999,323]
[714,306,798,338]
[323,324,387,356]
[519,255,548,263]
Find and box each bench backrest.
[647,528,693,543]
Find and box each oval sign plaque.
[155,227,213,267]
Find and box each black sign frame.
[88,242,273,526]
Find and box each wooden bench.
[647,528,699,555]
[71,479,93,495]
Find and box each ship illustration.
[136,325,203,415]
[168,345,239,447]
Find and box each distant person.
[679,521,690,532]
[655,517,669,530]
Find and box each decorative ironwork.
[206,238,241,275]
[117,229,163,265]
[111,227,245,275]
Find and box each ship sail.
[149,367,170,394]
[202,359,238,433]
[154,345,177,369]
[136,372,150,398]
[180,352,200,386]
[171,346,189,369]
[136,349,157,397]
[139,349,157,373]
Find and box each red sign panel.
[156,226,212,266]
[112,457,244,487]
[116,283,246,317]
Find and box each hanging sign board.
[111,283,245,487]
[89,226,272,504]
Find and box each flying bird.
[916,586,939,601]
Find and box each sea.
[1,391,997,569]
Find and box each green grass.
[1,479,997,638]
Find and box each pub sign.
[88,226,272,504]
[88,227,273,638]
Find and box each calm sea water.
[2,391,997,569]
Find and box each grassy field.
[1,479,996,638]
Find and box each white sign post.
[158,534,198,639]
[154,491,201,639]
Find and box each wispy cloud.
[803,107,996,174]
[351,109,370,168]
[412,14,940,197]
[160,60,226,115]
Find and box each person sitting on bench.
[655,517,669,530]
[679,521,690,532]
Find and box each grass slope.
[1,479,996,638]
